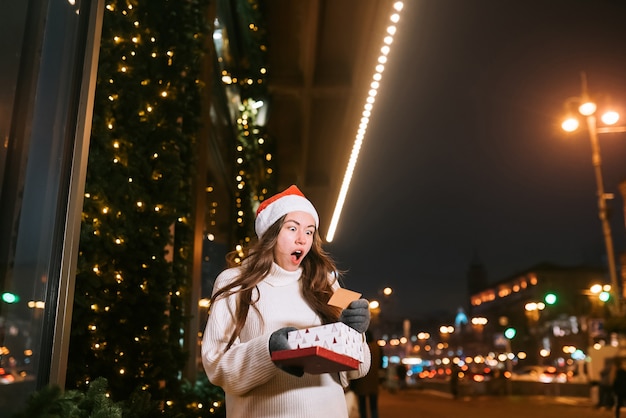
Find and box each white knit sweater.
[201,263,371,417]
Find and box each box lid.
[271,346,360,374]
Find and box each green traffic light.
[544,293,557,305]
[504,327,516,339]
[599,291,610,302]
[1,292,19,304]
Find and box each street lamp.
[524,301,545,323]
[561,73,626,314]
[589,283,612,303]
[439,325,454,335]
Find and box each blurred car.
[0,368,16,384]
[460,367,494,383]
[511,365,567,383]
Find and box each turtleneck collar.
[263,262,303,287]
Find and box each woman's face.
[273,211,316,271]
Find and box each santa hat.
[255,185,319,238]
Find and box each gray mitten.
[269,327,304,377]
[339,299,370,333]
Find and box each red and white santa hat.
[255,185,319,238]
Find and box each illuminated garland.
[66,0,274,414]
[231,98,275,261]
[213,0,276,257]
[67,0,213,414]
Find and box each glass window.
[0,0,102,414]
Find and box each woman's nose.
[295,232,305,244]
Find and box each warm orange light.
[578,101,597,116]
[561,118,579,132]
[590,284,603,294]
[601,111,619,125]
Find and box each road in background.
[377,388,610,418]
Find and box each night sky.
[326,0,626,321]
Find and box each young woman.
[201,185,371,417]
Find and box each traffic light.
[1,292,19,304]
[504,327,516,340]
[544,293,557,305]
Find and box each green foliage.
[118,389,165,418]
[15,377,122,418]
[63,0,272,413]
[16,376,225,418]
[178,374,225,417]
[66,0,210,406]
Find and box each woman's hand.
[339,299,370,333]
[269,327,304,377]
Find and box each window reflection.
[0,0,97,414]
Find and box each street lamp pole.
[562,73,625,314]
[584,112,620,314]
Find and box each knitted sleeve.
[201,269,279,395]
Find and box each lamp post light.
[470,316,487,343]
[524,301,545,324]
[589,283,612,303]
[369,300,381,336]
[561,74,626,314]
[369,286,394,338]
[439,325,454,336]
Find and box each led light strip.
[326,1,405,242]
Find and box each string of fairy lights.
[207,4,275,261]
[73,0,211,413]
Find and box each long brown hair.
[210,215,343,350]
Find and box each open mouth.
[291,250,303,262]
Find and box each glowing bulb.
[590,284,602,294]
[578,101,596,116]
[601,111,619,125]
[561,118,579,132]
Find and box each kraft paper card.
[327,288,361,309]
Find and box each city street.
[377,388,612,418]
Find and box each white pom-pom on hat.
[255,185,319,238]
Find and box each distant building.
[468,263,607,366]
[467,254,489,297]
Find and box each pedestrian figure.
[395,363,407,391]
[599,364,615,409]
[351,331,382,418]
[201,185,372,417]
[613,359,626,418]
[450,367,460,399]
[489,369,506,396]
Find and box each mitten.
[269,327,304,377]
[339,298,370,333]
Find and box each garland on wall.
[62,0,275,414]
[212,0,276,257]
[66,0,216,415]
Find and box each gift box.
[287,322,365,363]
[270,346,360,374]
[271,322,365,374]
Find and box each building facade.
[469,263,609,368]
